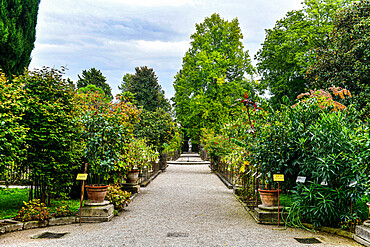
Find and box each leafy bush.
[106,185,131,211]
[134,108,177,153]
[0,73,27,184]
[226,88,369,227]
[20,67,83,201]
[52,203,75,218]
[77,92,140,185]
[14,199,51,222]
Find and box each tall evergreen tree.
[124,66,170,112]
[0,0,40,76]
[77,68,113,99]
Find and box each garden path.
[0,157,361,247]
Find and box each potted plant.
[78,92,133,203]
[122,138,158,184]
[237,92,285,207]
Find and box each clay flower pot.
[85,184,109,203]
[258,189,281,207]
[126,169,140,183]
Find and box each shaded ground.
[0,163,361,246]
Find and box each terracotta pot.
[126,169,140,183]
[85,184,109,203]
[258,189,281,207]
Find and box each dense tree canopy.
[255,0,353,105]
[21,67,82,201]
[121,66,170,112]
[0,73,27,178]
[134,108,176,153]
[307,0,370,118]
[77,68,112,99]
[173,13,254,142]
[0,0,40,77]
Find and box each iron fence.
[208,153,260,209]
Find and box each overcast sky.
[29,0,302,99]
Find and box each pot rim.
[258,189,282,193]
[85,184,109,189]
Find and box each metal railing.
[138,160,160,185]
[208,153,260,209]
[138,152,169,186]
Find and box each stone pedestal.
[254,205,288,225]
[121,183,140,194]
[355,225,370,247]
[80,201,114,223]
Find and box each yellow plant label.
[76,174,88,180]
[273,174,284,182]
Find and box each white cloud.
[95,0,196,7]
[30,0,303,98]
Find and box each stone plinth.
[254,205,288,225]
[121,183,140,194]
[80,203,114,223]
[355,225,370,247]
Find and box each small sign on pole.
[273,174,284,182]
[76,174,88,181]
[78,166,88,226]
[273,174,284,228]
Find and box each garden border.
[234,193,357,242]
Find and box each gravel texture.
[0,163,362,247]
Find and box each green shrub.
[106,185,131,211]
[14,199,51,222]
[52,203,75,218]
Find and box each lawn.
[0,187,81,219]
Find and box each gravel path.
[0,164,361,247]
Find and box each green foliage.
[254,89,368,227]
[163,130,182,155]
[52,203,75,218]
[14,199,51,222]
[173,13,254,141]
[118,73,133,93]
[0,73,27,181]
[106,185,131,211]
[20,67,83,201]
[122,67,170,112]
[307,0,370,119]
[77,68,112,99]
[120,138,158,171]
[0,0,40,76]
[77,91,140,184]
[256,0,353,105]
[134,108,177,153]
[77,84,111,103]
[201,129,238,162]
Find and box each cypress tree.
[0,0,40,76]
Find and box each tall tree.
[255,0,353,105]
[0,0,40,76]
[173,13,254,142]
[125,66,170,112]
[77,68,112,99]
[21,67,82,202]
[307,0,370,118]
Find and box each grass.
[0,187,81,220]
[279,193,293,207]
